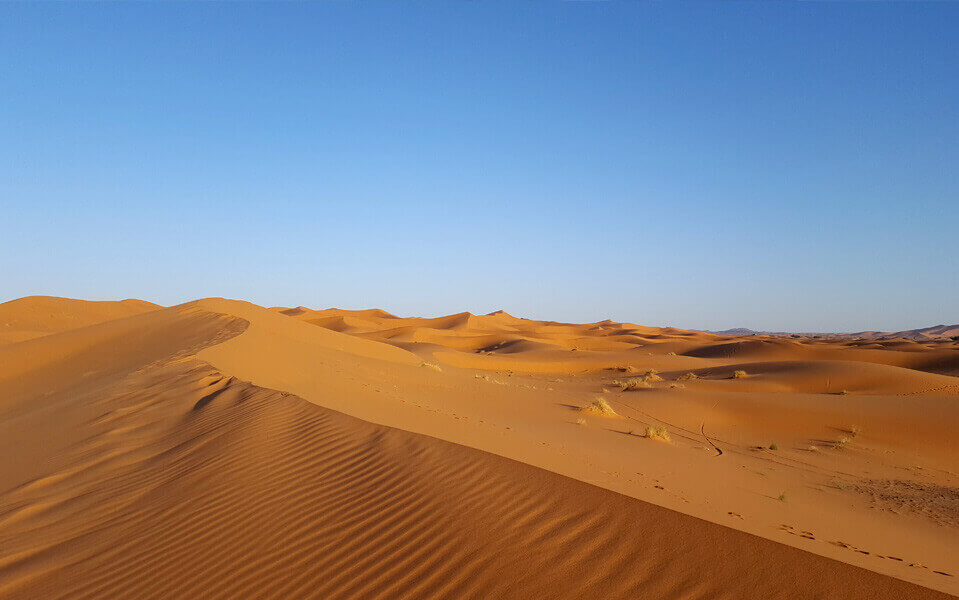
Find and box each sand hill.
[0,296,160,346]
[0,297,956,598]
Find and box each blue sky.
[1,2,956,331]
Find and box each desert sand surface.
[1,297,956,599]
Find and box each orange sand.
[0,297,956,598]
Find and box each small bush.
[581,397,620,418]
[620,378,650,391]
[643,369,663,382]
[644,425,671,442]
[778,492,786,502]
[677,372,699,381]
[769,443,778,450]
[733,370,748,379]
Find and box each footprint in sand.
[779,524,815,540]
[829,543,952,576]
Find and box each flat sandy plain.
[1,296,956,599]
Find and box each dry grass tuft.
[575,418,588,426]
[420,362,442,372]
[733,370,748,379]
[643,369,663,382]
[644,425,671,442]
[620,378,650,391]
[581,397,620,418]
[676,372,699,381]
[615,365,638,374]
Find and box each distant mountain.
[707,324,959,340]
[709,328,760,336]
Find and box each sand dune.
[1,297,957,598]
[0,296,159,346]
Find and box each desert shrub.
[644,425,671,442]
[676,372,699,381]
[620,378,650,391]
[581,397,620,418]
[733,370,748,379]
[420,362,442,371]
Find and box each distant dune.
[0,295,160,346]
[0,296,956,598]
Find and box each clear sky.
[2,2,956,332]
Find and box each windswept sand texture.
[1,298,957,598]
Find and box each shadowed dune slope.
[0,305,947,599]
